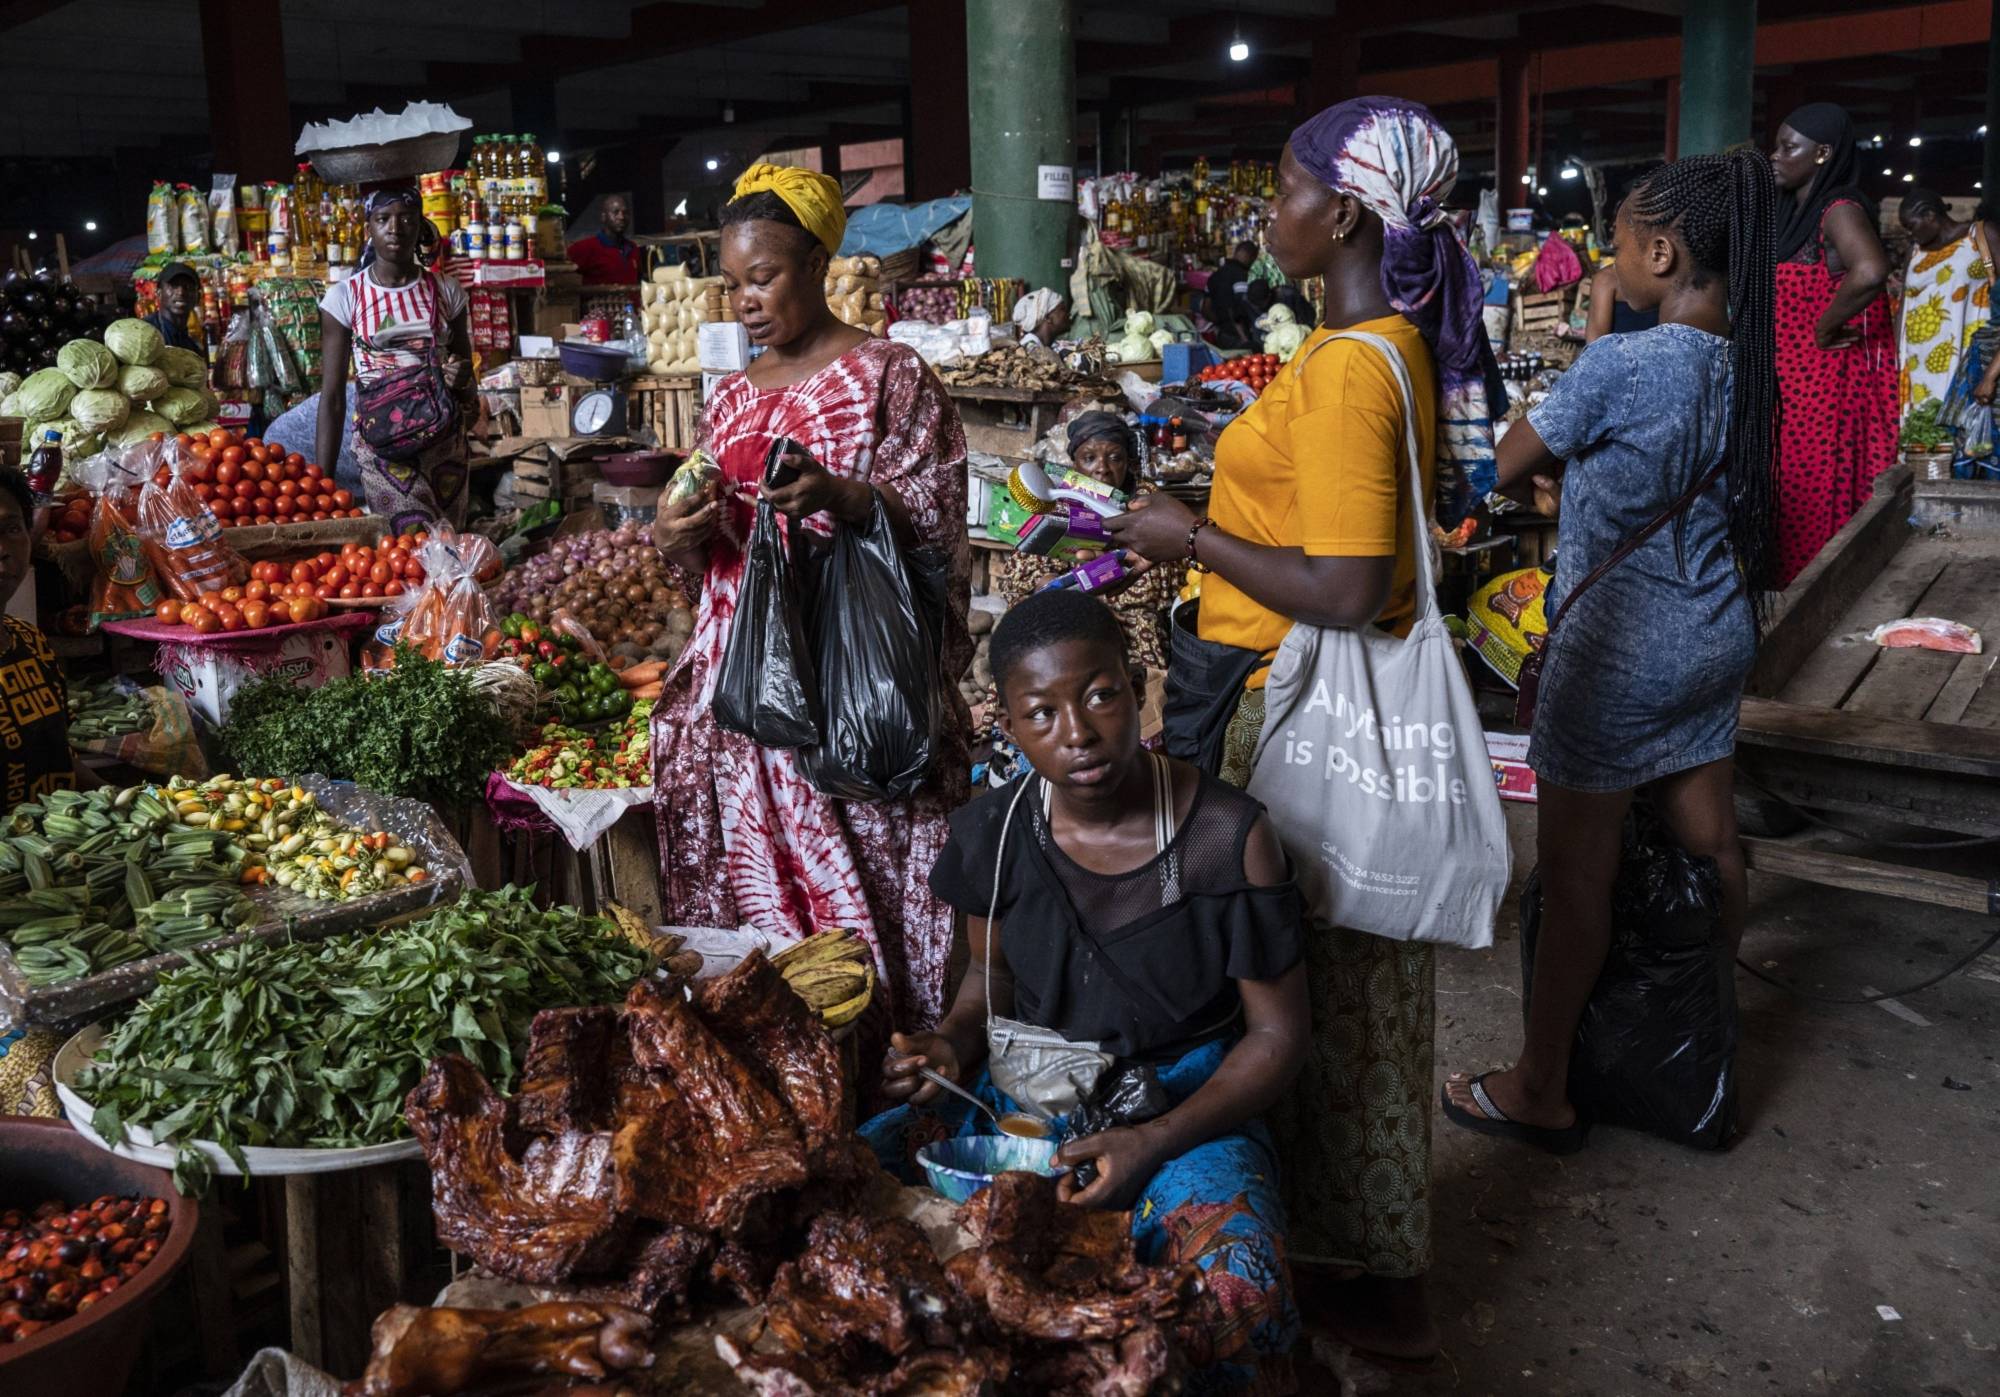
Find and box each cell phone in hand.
[762,436,814,490]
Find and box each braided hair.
[1625,149,1780,617]
[1899,187,1949,222]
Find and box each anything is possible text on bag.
[1245,331,1509,948]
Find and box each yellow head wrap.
[730,163,847,255]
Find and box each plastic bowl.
[916,1134,1063,1204]
[601,450,680,488]
[558,340,636,382]
[0,1115,200,1397]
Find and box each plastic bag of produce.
[105,317,164,368]
[57,338,119,390]
[177,183,210,255]
[796,489,948,801]
[363,526,499,668]
[135,437,247,602]
[146,182,176,256]
[713,442,820,748]
[14,366,77,420]
[74,447,167,626]
[117,363,168,403]
[157,345,208,390]
[1518,808,1738,1150]
[69,387,130,436]
[66,674,206,780]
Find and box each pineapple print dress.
[1774,200,1898,586]
[1898,226,1992,410]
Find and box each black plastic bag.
[1519,809,1738,1149]
[711,444,820,749]
[796,490,949,802]
[1067,1064,1172,1190]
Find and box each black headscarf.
[1775,102,1874,263]
[1065,411,1140,489]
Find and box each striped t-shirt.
[320,267,469,382]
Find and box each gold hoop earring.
[1816,156,1825,165]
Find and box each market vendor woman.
[868,590,1307,1393]
[315,185,477,535]
[649,164,972,1032]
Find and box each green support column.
[967,0,1076,290]
[1678,0,1759,156]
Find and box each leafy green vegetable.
[219,646,512,808]
[77,885,651,1194]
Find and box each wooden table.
[1736,467,2000,912]
[944,383,1074,463]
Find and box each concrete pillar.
[967,0,1075,290]
[907,0,971,199]
[199,0,291,180]
[1497,51,1532,212]
[1678,0,1758,156]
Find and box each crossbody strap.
[1546,456,1728,634]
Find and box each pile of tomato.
[46,490,91,545]
[150,535,432,634]
[155,428,362,527]
[1194,353,1283,395]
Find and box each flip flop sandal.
[1439,1073,1589,1156]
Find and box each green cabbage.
[184,419,222,437]
[57,338,120,390]
[112,410,172,447]
[69,388,130,434]
[0,392,20,418]
[117,364,168,402]
[104,318,164,367]
[0,371,21,401]
[64,429,105,461]
[157,345,207,390]
[154,386,209,426]
[15,368,77,420]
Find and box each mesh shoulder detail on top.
[1033,772,1263,934]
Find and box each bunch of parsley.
[219,646,511,808]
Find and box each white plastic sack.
[1246,332,1508,949]
[502,778,651,851]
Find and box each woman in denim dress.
[1443,150,1780,1153]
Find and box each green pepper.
[554,683,580,709]
[532,662,558,687]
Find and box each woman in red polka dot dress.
[1769,103,1894,587]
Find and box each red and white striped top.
[320,267,469,382]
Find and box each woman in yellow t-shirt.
[1109,97,1497,1370]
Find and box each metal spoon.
[916,1067,1051,1138]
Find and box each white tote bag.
[1245,332,1509,949]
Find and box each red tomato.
[332,489,354,510]
[368,561,391,587]
[219,585,244,604]
[221,445,246,466]
[267,599,293,624]
[194,483,215,503]
[311,510,330,521]
[291,561,316,585]
[383,579,406,597]
[338,582,360,599]
[314,582,333,600]
[244,580,269,602]
[324,565,349,588]
[314,552,337,569]
[154,600,182,624]
[275,494,296,516]
[377,534,396,552]
[214,460,240,487]
[211,497,235,520]
[232,480,256,501]
[214,606,245,632]
[186,606,220,635]
[285,453,305,474]
[252,496,275,516]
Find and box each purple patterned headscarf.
[1289,97,1496,516]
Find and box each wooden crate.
[628,374,700,451]
[511,455,601,503]
[1514,289,1569,335]
[518,384,575,439]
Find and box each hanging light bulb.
[1907,135,1922,147]
[1536,185,1548,196]
[26,230,36,240]
[1520,174,1532,186]
[1902,172,1915,182]
[1559,165,1579,180]
[1882,167,1893,176]
[1229,36,1249,61]
[547,149,561,163]
[706,158,720,171]
[84,220,97,231]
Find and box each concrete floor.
[1389,805,1999,1397]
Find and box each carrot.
[628,682,663,700]
[618,661,668,688]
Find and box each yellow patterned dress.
[1899,229,1993,408]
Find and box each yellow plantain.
[820,965,876,1027]
[770,929,847,970]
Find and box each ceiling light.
[1882,167,1893,176]
[1559,166,1579,180]
[706,158,720,171]
[25,230,35,241]
[1228,38,1249,62]
[674,197,688,216]
[1871,134,1884,146]
[1536,185,1548,196]
[1908,135,1922,147]
[1902,172,1914,183]
[1980,126,1988,136]
[1520,174,1532,186]
[546,149,561,163]
[83,220,97,231]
